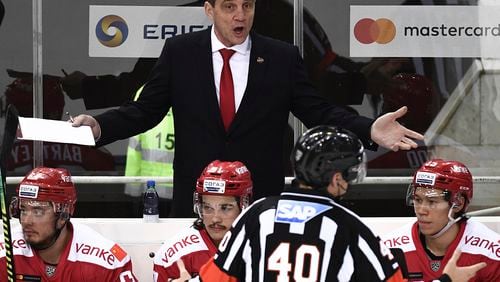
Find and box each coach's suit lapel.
[228,32,268,134]
[194,28,226,134]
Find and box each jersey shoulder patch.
[1,225,34,258]
[275,199,332,224]
[154,226,208,267]
[68,223,131,269]
[459,220,500,261]
[381,222,416,252]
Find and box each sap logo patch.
[203,180,226,193]
[275,200,331,224]
[415,172,436,186]
[19,184,39,199]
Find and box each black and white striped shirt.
[213,188,401,281]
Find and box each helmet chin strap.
[429,203,464,239]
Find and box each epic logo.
[143,24,209,40]
[96,15,129,47]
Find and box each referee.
[199,126,405,281]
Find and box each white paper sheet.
[18,117,96,146]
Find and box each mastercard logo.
[354,18,396,44]
[95,15,129,48]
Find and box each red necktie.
[219,48,236,131]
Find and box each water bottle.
[143,180,159,222]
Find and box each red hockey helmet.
[10,167,77,218]
[194,160,253,215]
[407,159,473,212]
[382,73,439,133]
[5,76,65,119]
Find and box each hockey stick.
[0,104,19,282]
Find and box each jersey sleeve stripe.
[258,209,276,281]
[319,217,338,281]
[223,227,247,271]
[242,240,252,282]
[338,248,355,281]
[359,235,386,280]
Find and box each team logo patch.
[415,172,436,186]
[430,260,441,272]
[45,265,56,277]
[203,180,226,193]
[275,200,331,224]
[18,184,39,199]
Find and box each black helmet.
[291,126,366,188]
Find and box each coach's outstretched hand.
[371,106,424,152]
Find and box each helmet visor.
[406,185,449,209]
[347,153,367,184]
[17,199,55,218]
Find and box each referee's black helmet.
[291,125,366,188]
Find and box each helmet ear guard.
[343,153,367,184]
[193,190,201,215]
[9,196,20,218]
[53,202,72,221]
[239,194,251,210]
[450,193,466,213]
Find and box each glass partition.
[2,0,498,217]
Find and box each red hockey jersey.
[153,226,217,281]
[0,222,137,281]
[382,220,500,281]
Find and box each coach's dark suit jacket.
[96,28,375,217]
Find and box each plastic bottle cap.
[147,180,156,187]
